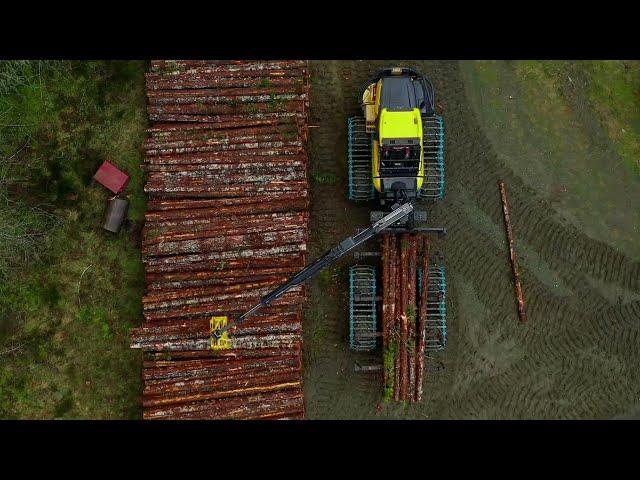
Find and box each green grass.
[512,60,640,175]
[406,304,416,324]
[581,61,640,174]
[0,61,148,419]
[311,170,338,185]
[382,342,398,402]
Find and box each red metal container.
[94,160,130,194]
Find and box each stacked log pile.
[381,233,430,403]
[131,60,310,420]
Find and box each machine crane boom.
[211,202,415,342]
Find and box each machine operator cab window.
[380,73,432,115]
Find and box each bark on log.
[416,236,430,403]
[499,181,528,323]
[400,313,409,402]
[135,60,310,419]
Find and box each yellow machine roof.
[379,108,421,140]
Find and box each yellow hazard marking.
[210,316,232,351]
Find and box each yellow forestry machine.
[212,67,447,356]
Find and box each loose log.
[143,389,304,420]
[400,313,409,402]
[394,236,402,401]
[499,181,528,323]
[382,234,391,347]
[416,236,430,403]
[407,234,417,402]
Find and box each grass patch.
[311,170,338,185]
[581,61,640,174]
[512,60,640,175]
[268,93,285,111]
[0,61,147,419]
[382,341,398,402]
[406,304,416,324]
[317,266,341,289]
[246,103,260,115]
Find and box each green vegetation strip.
[383,342,398,402]
[0,61,148,419]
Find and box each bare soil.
[303,60,640,419]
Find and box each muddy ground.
[302,60,640,419]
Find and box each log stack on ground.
[130,60,310,420]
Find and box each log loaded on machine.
[212,67,447,403]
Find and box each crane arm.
[211,202,414,341]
